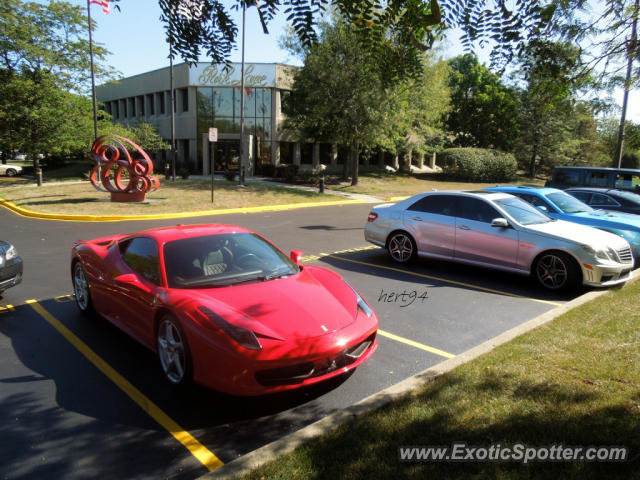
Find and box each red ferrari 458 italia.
[71,224,378,395]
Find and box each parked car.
[546,166,640,193]
[566,187,640,215]
[0,163,23,177]
[0,241,23,294]
[71,224,378,395]
[487,185,640,264]
[364,190,634,292]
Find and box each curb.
[198,272,637,479]
[0,197,370,222]
[386,196,409,202]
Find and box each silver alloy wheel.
[6,169,16,177]
[157,318,187,384]
[73,263,90,311]
[388,233,414,263]
[536,253,568,290]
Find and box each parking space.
[0,203,581,478]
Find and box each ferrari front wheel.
[73,261,95,316]
[157,314,192,387]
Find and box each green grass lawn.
[239,281,640,479]
[318,172,546,199]
[0,178,341,216]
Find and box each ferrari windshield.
[164,233,299,288]
[494,197,553,225]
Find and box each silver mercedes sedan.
[364,191,634,291]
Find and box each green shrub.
[621,153,640,169]
[276,164,299,183]
[256,163,276,177]
[439,148,517,182]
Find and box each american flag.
[89,0,111,14]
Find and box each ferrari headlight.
[344,281,373,318]
[5,245,18,260]
[198,306,262,350]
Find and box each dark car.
[566,188,640,215]
[0,241,23,294]
[546,166,640,193]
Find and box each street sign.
[208,127,218,142]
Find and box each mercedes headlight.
[4,245,18,260]
[581,244,616,261]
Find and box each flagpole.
[86,0,98,141]
[238,0,247,187]
[169,6,176,182]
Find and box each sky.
[84,0,639,122]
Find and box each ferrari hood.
[186,267,358,340]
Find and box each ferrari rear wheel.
[6,168,17,177]
[73,261,95,316]
[157,315,192,387]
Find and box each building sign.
[191,63,275,88]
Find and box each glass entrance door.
[214,140,240,172]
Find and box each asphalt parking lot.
[0,203,574,479]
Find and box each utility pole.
[615,0,639,168]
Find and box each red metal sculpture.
[89,135,160,202]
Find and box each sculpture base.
[110,191,146,202]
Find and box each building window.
[114,100,120,119]
[181,88,189,112]
[122,99,127,118]
[147,94,154,115]
[137,95,144,116]
[158,92,165,115]
[129,97,136,117]
[104,102,112,116]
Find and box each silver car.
[364,191,634,291]
[0,163,23,177]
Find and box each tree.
[0,0,113,183]
[515,39,590,177]
[551,0,639,166]
[0,0,112,90]
[378,56,451,162]
[156,0,561,80]
[446,54,520,151]
[284,17,406,185]
[0,69,95,162]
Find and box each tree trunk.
[33,152,42,186]
[342,147,348,180]
[351,140,359,186]
[529,142,538,178]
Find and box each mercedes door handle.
[458,225,471,230]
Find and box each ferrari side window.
[122,237,160,285]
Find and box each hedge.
[439,148,517,182]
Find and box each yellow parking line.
[324,254,562,307]
[26,300,223,472]
[377,329,455,358]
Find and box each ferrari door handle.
[458,225,471,230]
[412,216,423,221]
